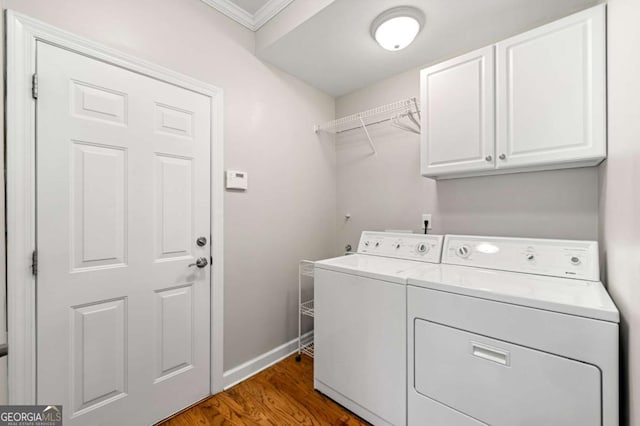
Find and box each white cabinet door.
[36,42,211,425]
[420,46,495,177]
[495,5,605,169]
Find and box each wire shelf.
[299,260,314,277]
[300,300,314,317]
[297,259,315,362]
[314,97,420,134]
[301,341,314,358]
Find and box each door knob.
[189,257,209,268]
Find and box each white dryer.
[314,231,444,426]
[406,235,619,426]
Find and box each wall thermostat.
[226,170,248,190]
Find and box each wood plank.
[157,355,370,426]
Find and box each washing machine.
[406,235,619,426]
[314,231,444,426]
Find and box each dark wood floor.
[158,355,369,425]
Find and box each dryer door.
[413,320,601,425]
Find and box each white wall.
[0,0,336,372]
[336,67,599,253]
[600,0,640,424]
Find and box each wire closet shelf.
[314,97,421,155]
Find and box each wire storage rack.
[314,97,421,155]
[296,260,315,361]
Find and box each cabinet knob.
[485,155,492,162]
[499,153,507,160]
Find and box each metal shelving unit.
[296,260,315,361]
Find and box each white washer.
[314,231,444,426]
[406,235,619,426]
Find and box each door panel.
[154,285,194,381]
[36,41,211,425]
[420,46,495,177]
[155,155,194,260]
[72,142,127,270]
[495,5,605,168]
[72,299,127,414]
[72,81,127,125]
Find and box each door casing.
[5,10,225,404]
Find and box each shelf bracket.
[358,116,377,155]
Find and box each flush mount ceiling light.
[371,6,425,51]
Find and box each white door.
[420,46,495,177]
[36,42,211,425]
[495,5,605,169]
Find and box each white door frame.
[5,10,225,404]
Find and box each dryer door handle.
[470,341,510,366]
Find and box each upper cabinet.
[420,5,605,179]
[420,46,495,176]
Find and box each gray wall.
[0,0,337,371]
[600,0,640,424]
[336,67,600,253]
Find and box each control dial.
[456,245,471,258]
[570,256,581,265]
[416,243,429,254]
[526,253,535,261]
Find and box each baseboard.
[223,331,313,390]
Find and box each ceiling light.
[371,6,425,51]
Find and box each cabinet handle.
[499,153,506,160]
[485,155,492,162]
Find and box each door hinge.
[32,73,38,99]
[31,250,38,276]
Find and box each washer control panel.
[358,232,444,263]
[443,235,600,281]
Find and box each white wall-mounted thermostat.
[226,170,248,190]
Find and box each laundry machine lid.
[407,263,619,322]
[315,254,437,284]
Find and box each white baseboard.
[223,331,313,390]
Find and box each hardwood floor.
[158,355,369,426]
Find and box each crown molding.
[201,0,254,29]
[201,0,294,31]
[253,0,295,29]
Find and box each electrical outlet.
[421,214,432,230]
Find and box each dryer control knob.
[416,243,429,254]
[456,246,471,258]
[570,256,581,265]
[526,253,535,261]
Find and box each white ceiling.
[256,0,603,97]
[201,0,294,31]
